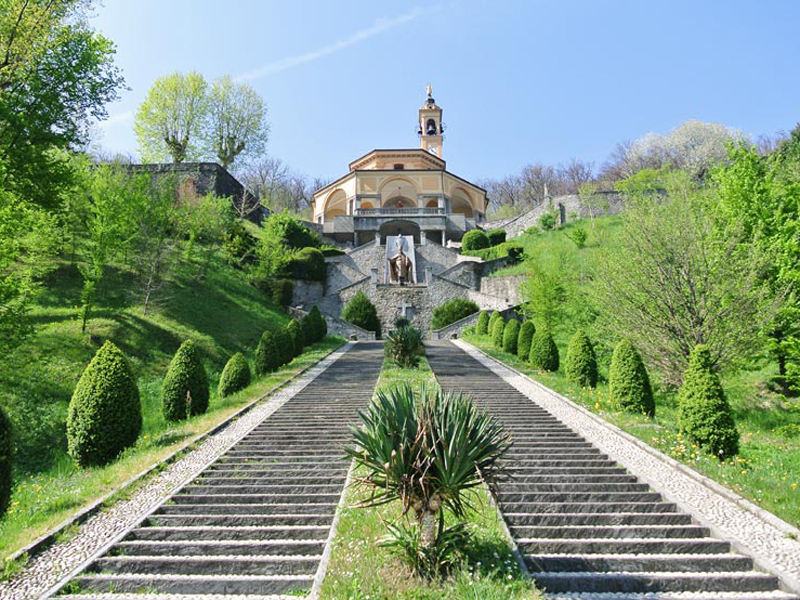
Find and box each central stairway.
[426,341,799,600]
[53,342,384,598]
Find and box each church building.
[311,86,488,246]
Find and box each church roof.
[348,148,445,172]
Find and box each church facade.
[311,87,488,246]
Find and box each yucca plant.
[346,383,510,576]
[384,324,423,368]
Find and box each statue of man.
[388,245,413,285]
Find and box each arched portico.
[379,219,421,244]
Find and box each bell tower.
[418,84,444,157]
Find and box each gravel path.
[0,343,353,600]
[455,340,800,596]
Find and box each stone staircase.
[53,343,385,599]
[426,341,800,600]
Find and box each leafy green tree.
[341,291,381,338]
[345,384,509,575]
[491,317,505,348]
[476,311,489,335]
[274,327,294,366]
[66,341,142,466]
[431,299,479,329]
[594,171,775,385]
[254,330,281,375]
[162,340,209,421]
[678,345,739,458]
[218,352,251,397]
[135,71,208,163]
[517,320,535,361]
[520,254,568,331]
[179,192,233,280]
[0,0,124,207]
[564,329,598,388]
[205,75,269,169]
[461,229,490,251]
[502,319,520,354]
[714,140,800,393]
[609,339,654,416]
[529,328,559,371]
[0,403,13,516]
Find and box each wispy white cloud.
[235,7,427,82]
[100,108,135,130]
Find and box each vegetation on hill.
[431,298,479,330]
[341,291,382,338]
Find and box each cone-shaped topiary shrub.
[162,340,209,421]
[312,305,328,340]
[609,339,654,416]
[529,328,559,371]
[0,404,13,516]
[341,291,382,338]
[303,305,327,344]
[565,329,598,388]
[678,345,739,458]
[517,320,535,361]
[502,319,520,354]
[476,311,489,335]
[218,352,251,398]
[274,327,294,366]
[67,342,142,466]
[301,313,315,346]
[286,320,304,357]
[492,317,506,348]
[488,311,501,334]
[254,330,281,375]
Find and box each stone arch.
[451,187,474,218]
[425,199,438,208]
[360,200,374,209]
[379,219,421,244]
[384,196,415,209]
[379,177,419,208]
[323,188,347,220]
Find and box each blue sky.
[93,0,800,181]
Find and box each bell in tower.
[418,84,444,157]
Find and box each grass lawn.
[319,353,543,599]
[463,333,800,529]
[0,251,344,563]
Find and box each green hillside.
[0,251,340,561]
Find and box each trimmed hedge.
[431,298,480,330]
[0,403,12,516]
[67,342,142,466]
[502,319,520,354]
[529,328,559,371]
[488,311,502,334]
[274,327,295,366]
[218,352,251,398]
[286,319,305,357]
[281,247,325,281]
[162,340,209,422]
[609,340,654,416]
[492,317,506,348]
[476,311,489,335]
[254,277,294,307]
[461,241,524,262]
[487,228,506,247]
[678,345,739,458]
[462,229,490,251]
[565,329,598,388]
[517,320,535,361]
[341,291,382,338]
[254,330,281,375]
[301,305,327,345]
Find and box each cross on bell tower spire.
[418,84,444,157]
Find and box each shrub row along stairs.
[52,342,385,599]
[425,341,799,600]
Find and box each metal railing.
[355,207,445,216]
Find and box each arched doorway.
[379,219,421,245]
[383,196,415,210]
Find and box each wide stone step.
[503,511,692,527]
[171,493,342,504]
[127,525,329,542]
[499,492,663,503]
[217,454,348,464]
[501,482,650,493]
[505,466,628,475]
[156,503,337,515]
[148,514,334,527]
[507,475,638,484]
[512,525,711,539]
[546,592,800,600]
[501,459,618,468]
[206,464,349,474]
[113,539,325,557]
[500,501,677,514]
[69,573,313,595]
[195,476,343,487]
[517,538,731,554]
[529,571,781,594]
[90,555,319,577]
[182,484,343,495]
[525,553,754,573]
